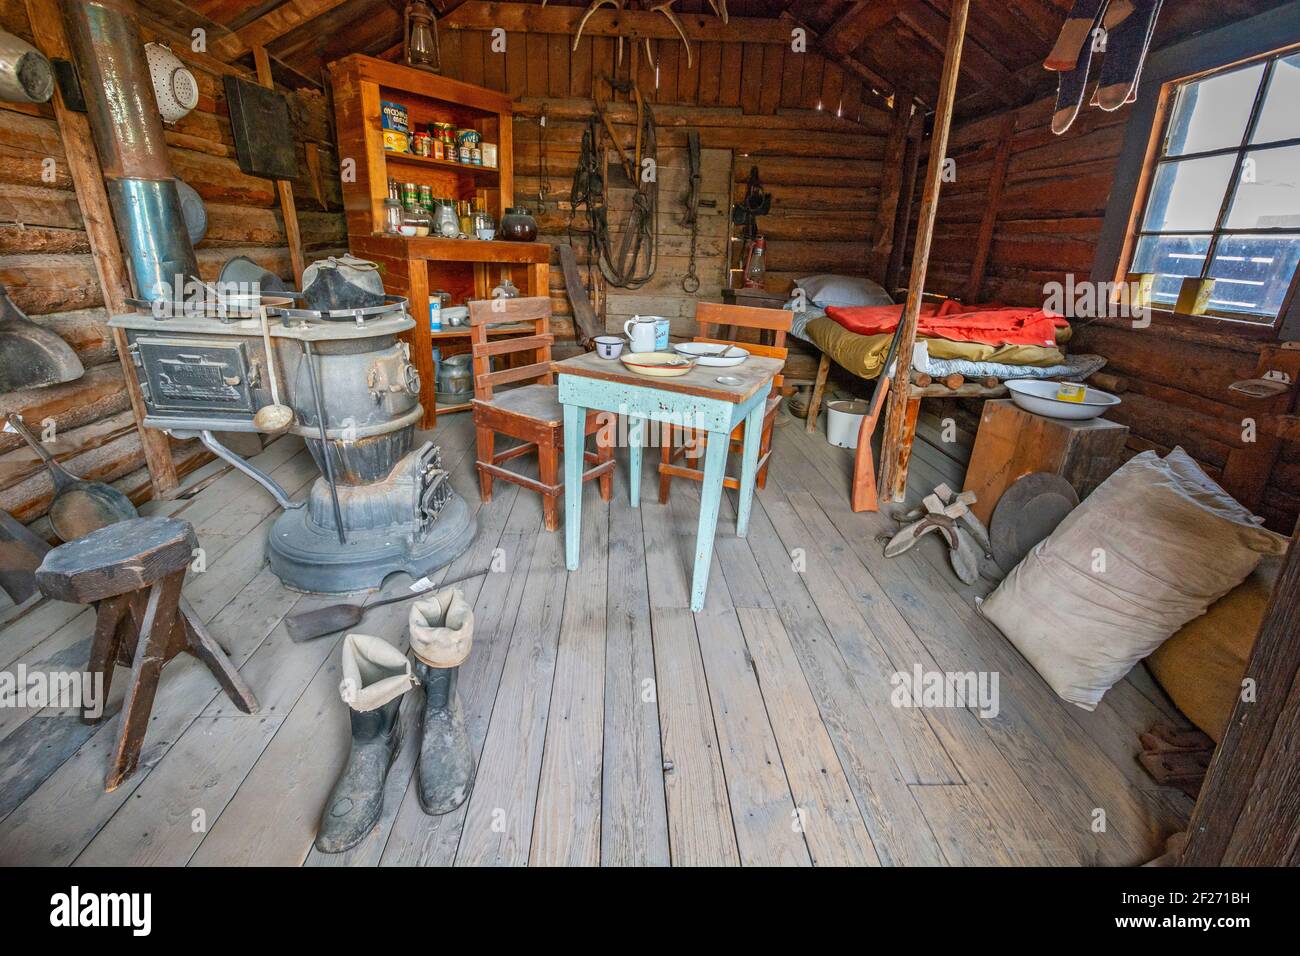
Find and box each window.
[1130,50,1300,323]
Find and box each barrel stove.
[107,299,476,593]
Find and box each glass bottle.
[457,200,474,237]
[492,273,519,299]
[383,178,404,235]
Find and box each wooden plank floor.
[0,407,1194,866]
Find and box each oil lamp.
[404,0,441,74]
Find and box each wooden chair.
[659,302,792,503]
[35,516,257,791]
[470,296,614,531]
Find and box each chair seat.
[474,383,563,425]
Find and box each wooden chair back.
[693,301,792,392]
[468,296,556,401]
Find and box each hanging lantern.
[404,0,441,74]
[743,236,767,289]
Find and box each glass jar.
[473,204,496,241]
[456,200,474,237]
[383,179,404,235]
[492,275,519,299]
[499,207,538,242]
[434,199,459,238]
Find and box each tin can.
[412,130,432,157]
[471,146,482,166]
[380,100,410,152]
[1055,382,1087,403]
[481,142,497,167]
[433,137,444,161]
[456,128,481,165]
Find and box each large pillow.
[1146,557,1279,742]
[795,273,893,309]
[978,448,1287,711]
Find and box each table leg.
[691,430,729,612]
[736,400,765,538]
[627,415,644,508]
[563,403,584,572]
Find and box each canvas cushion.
[794,273,893,309]
[978,448,1287,711]
[1146,557,1279,743]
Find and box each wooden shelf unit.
[329,54,549,428]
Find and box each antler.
[651,0,692,68]
[707,0,728,23]
[574,0,623,52]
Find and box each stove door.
[135,336,257,419]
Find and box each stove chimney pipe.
[60,0,199,302]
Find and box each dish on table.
[1005,379,1121,421]
[620,352,696,377]
[672,342,749,367]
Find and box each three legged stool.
[35,516,258,790]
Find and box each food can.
[1055,382,1088,403]
[412,130,432,157]
[481,142,497,167]
[471,146,482,166]
[433,137,444,161]
[380,100,410,152]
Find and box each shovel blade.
[286,603,364,642]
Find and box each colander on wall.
[144,42,198,123]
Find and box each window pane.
[1132,234,1211,304]
[1225,145,1300,230]
[1165,63,1264,156]
[1141,155,1235,232]
[1252,52,1300,144]
[1207,234,1300,318]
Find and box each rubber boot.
[409,588,475,815]
[413,659,475,814]
[314,634,415,854]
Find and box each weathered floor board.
[0,409,1190,866]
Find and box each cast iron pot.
[498,207,538,242]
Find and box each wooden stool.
[35,517,258,791]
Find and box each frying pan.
[5,414,138,541]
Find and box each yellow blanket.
[806,316,1069,381]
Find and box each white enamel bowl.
[1005,379,1121,420]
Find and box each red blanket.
[824,301,1067,348]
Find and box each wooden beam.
[252,46,306,288]
[895,1,1025,105]
[211,0,353,62]
[876,0,968,504]
[446,1,793,44]
[822,1,905,58]
[886,114,922,290]
[962,112,1014,302]
[779,11,898,113]
[868,87,915,281]
[23,0,178,496]
[1182,521,1300,866]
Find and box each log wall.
[907,93,1300,532]
[0,1,346,529]
[431,25,893,337]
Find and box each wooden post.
[876,0,969,504]
[869,87,914,281]
[1181,521,1300,865]
[25,0,178,496]
[963,112,1015,303]
[253,45,306,288]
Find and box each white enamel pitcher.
[624,315,658,353]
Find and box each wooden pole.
[25,0,179,496]
[253,45,306,288]
[875,0,969,503]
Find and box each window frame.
[1093,3,1300,340]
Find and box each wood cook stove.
[108,298,476,593]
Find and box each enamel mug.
[624,315,658,353]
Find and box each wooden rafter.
[895,1,1025,105]
[444,1,793,43]
[821,0,905,58]
[211,0,355,62]
[779,11,900,112]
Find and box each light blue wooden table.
[554,351,784,612]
